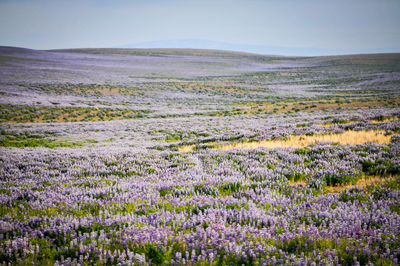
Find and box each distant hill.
[115,39,348,57]
[49,47,281,59]
[0,45,42,55]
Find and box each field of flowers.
[1,47,400,265]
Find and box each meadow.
[0,46,400,265]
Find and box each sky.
[0,0,400,55]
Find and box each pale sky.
[1,0,400,55]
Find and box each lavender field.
[1,47,400,265]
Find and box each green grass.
[0,133,83,148]
[0,104,153,123]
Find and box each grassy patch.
[33,83,139,96]
[0,133,83,148]
[232,97,400,115]
[0,104,152,123]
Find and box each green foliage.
[0,104,152,123]
[275,236,392,265]
[339,188,368,203]
[390,204,400,215]
[325,174,355,186]
[295,147,310,156]
[286,172,307,183]
[0,133,83,148]
[159,188,171,197]
[361,158,399,176]
[0,189,11,195]
[219,182,244,195]
[145,244,165,265]
[384,177,400,190]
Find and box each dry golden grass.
[289,181,307,187]
[325,175,394,193]
[179,130,391,152]
[318,121,357,127]
[218,130,389,150]
[290,175,397,193]
[178,145,197,153]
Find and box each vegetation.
[1,47,400,264]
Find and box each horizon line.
[2,44,400,58]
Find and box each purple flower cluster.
[1,138,399,264]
